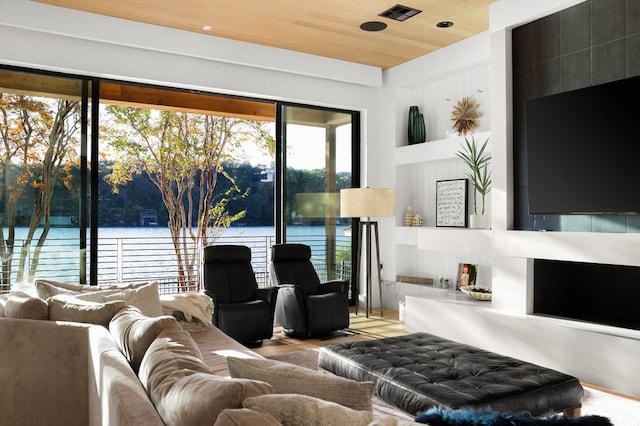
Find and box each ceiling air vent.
[378,4,422,22]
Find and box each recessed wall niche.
[533,259,640,331]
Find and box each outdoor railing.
[0,233,352,295]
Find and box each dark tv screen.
[525,76,640,215]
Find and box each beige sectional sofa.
[0,281,419,426]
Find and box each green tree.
[103,107,273,291]
[0,94,80,286]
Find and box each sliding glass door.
[1,66,360,296]
[277,104,360,300]
[0,67,90,287]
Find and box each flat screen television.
[525,75,640,215]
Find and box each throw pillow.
[214,408,282,426]
[138,327,210,393]
[109,306,181,372]
[34,279,102,299]
[227,356,375,411]
[151,372,274,426]
[4,292,49,320]
[47,294,127,328]
[414,407,614,426]
[76,281,164,317]
[243,393,375,426]
[34,278,118,299]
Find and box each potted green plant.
[455,136,492,229]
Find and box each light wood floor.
[252,307,408,359]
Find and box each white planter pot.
[469,214,489,229]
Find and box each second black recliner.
[269,243,350,337]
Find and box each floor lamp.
[340,187,395,317]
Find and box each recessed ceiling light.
[202,25,212,31]
[436,21,454,28]
[360,21,388,32]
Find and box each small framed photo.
[436,179,468,227]
[457,263,478,290]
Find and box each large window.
[0,67,360,295]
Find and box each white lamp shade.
[340,188,395,218]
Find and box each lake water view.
[4,225,351,288]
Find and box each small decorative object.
[412,214,423,227]
[408,105,426,144]
[456,263,478,290]
[404,206,414,227]
[456,136,491,229]
[450,96,481,136]
[436,179,468,227]
[459,285,492,301]
[438,277,450,289]
[396,275,433,285]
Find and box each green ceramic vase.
[408,105,426,144]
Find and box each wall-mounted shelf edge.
[493,230,640,267]
[417,227,493,253]
[395,130,491,166]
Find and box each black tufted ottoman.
[318,332,584,417]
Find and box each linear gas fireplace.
[533,259,640,331]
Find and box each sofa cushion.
[227,356,375,411]
[0,317,92,425]
[87,326,165,425]
[4,292,49,320]
[109,306,181,372]
[214,408,282,426]
[138,327,273,425]
[76,281,164,317]
[138,327,210,392]
[48,294,127,328]
[243,393,375,426]
[152,372,273,426]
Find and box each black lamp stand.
[355,220,383,317]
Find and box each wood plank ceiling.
[32,0,496,70]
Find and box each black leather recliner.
[203,244,277,346]
[269,243,349,337]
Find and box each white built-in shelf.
[395,226,418,245]
[417,227,493,253]
[407,286,494,307]
[493,230,640,267]
[395,131,491,166]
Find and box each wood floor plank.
[252,308,407,358]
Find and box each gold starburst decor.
[451,96,482,135]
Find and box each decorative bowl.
[459,285,492,301]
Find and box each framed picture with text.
[436,179,468,227]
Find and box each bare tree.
[104,107,273,291]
